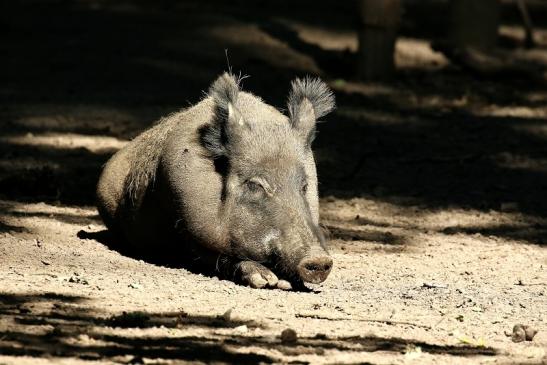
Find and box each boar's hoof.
[297,255,333,284]
[236,261,279,289]
[276,280,292,291]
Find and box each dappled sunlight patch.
[499,25,530,45]
[395,37,449,70]
[320,197,415,252]
[335,106,415,126]
[416,208,547,245]
[0,200,96,217]
[0,133,127,154]
[0,292,276,363]
[512,122,547,142]
[331,80,396,97]
[274,18,357,51]
[331,81,471,118]
[321,196,426,230]
[0,291,500,364]
[415,208,547,233]
[0,157,61,171]
[257,20,448,71]
[320,197,547,245]
[490,152,547,173]
[0,130,121,205]
[473,105,547,118]
[0,200,99,233]
[208,24,322,75]
[524,91,547,104]
[11,105,138,137]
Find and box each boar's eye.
[301,182,308,195]
[245,179,265,194]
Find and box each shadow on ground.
[0,292,497,363]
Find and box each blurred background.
[1,0,547,230]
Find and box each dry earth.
[1,1,547,364]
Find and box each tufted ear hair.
[209,72,240,114]
[201,72,248,158]
[287,77,335,146]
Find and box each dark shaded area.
[402,0,547,42]
[77,228,182,266]
[0,292,272,364]
[76,228,198,270]
[0,292,497,363]
[0,0,546,247]
[7,209,100,225]
[0,199,101,234]
[0,142,111,205]
[0,201,30,234]
[317,108,547,218]
[0,221,27,234]
[77,228,316,292]
[441,223,547,244]
[326,224,406,245]
[260,19,356,79]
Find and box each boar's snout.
[297,254,333,284]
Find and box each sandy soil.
[1,1,546,364]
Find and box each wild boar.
[96,72,335,289]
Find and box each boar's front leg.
[191,245,292,290]
[215,256,291,290]
[235,261,292,290]
[235,261,277,288]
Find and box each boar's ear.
[202,72,248,157]
[287,77,335,146]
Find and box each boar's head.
[202,73,335,284]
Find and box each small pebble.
[234,325,248,333]
[69,276,89,285]
[512,324,538,342]
[512,326,526,343]
[222,308,233,321]
[128,356,144,364]
[524,326,538,341]
[281,328,297,344]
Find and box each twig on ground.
[295,313,432,329]
[515,282,546,286]
[422,282,449,289]
[433,309,452,328]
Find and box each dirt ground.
[1,1,547,364]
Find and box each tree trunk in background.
[449,0,500,50]
[356,0,401,81]
[516,0,535,48]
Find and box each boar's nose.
[297,254,333,284]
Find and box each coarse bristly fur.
[124,113,180,203]
[287,76,336,124]
[125,72,244,202]
[201,72,243,158]
[124,73,334,203]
